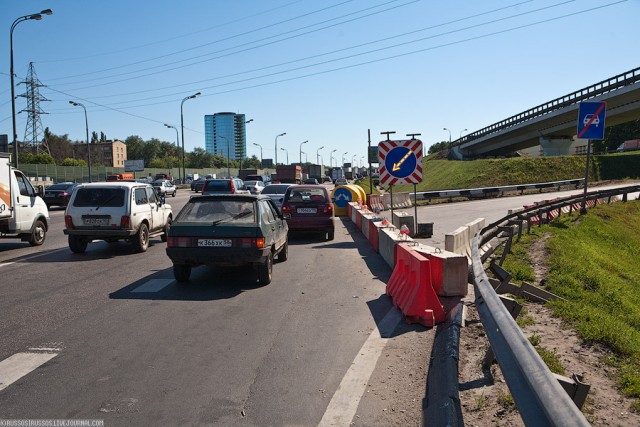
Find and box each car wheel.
[327,230,334,241]
[68,235,87,253]
[132,223,149,253]
[28,220,46,246]
[173,264,191,283]
[161,217,172,243]
[277,241,288,262]
[258,252,273,285]
[172,190,176,197]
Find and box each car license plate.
[198,239,232,247]
[297,208,317,214]
[82,217,110,226]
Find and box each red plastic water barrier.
[526,199,600,223]
[368,219,380,252]
[386,243,446,327]
[356,208,363,230]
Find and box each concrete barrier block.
[379,227,410,269]
[444,225,469,255]
[350,203,361,224]
[392,211,415,235]
[361,212,373,237]
[416,245,468,297]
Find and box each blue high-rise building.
[204,112,247,161]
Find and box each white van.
[0,152,50,246]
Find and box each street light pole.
[330,149,337,168]
[9,8,53,169]
[241,119,253,172]
[342,151,348,166]
[443,127,452,147]
[69,101,91,182]
[219,135,230,178]
[299,140,308,165]
[274,132,286,165]
[180,91,201,183]
[253,142,263,167]
[280,147,289,165]
[164,123,179,180]
[316,146,324,165]
[459,128,468,139]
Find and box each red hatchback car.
[281,185,334,240]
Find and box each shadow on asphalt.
[109,264,266,301]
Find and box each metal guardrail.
[411,178,584,201]
[470,185,640,426]
[453,67,640,147]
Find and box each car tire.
[68,235,87,253]
[172,190,176,197]
[173,264,191,282]
[28,220,46,246]
[132,223,149,253]
[327,231,334,241]
[258,252,273,285]
[277,241,288,262]
[161,217,172,243]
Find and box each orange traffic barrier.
[386,243,446,327]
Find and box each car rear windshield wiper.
[95,194,117,210]
[210,210,253,226]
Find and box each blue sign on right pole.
[577,101,606,140]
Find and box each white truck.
[0,152,50,246]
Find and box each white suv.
[64,182,173,253]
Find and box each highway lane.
[0,189,409,425]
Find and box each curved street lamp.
[219,135,230,178]
[69,101,91,182]
[164,124,180,178]
[240,119,253,171]
[330,149,337,168]
[280,147,289,165]
[316,146,324,166]
[253,142,263,167]
[459,128,468,139]
[10,8,53,168]
[275,132,286,165]
[443,127,452,148]
[299,140,308,165]
[180,91,201,182]
[342,151,348,166]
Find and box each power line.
[46,0,578,107]
[43,0,357,82]
[49,0,411,89]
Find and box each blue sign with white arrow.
[333,187,351,208]
[385,146,417,179]
[577,101,606,140]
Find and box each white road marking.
[0,352,58,391]
[318,308,403,426]
[0,247,68,269]
[0,262,16,268]
[28,347,62,352]
[132,279,174,293]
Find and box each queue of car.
[36,175,337,284]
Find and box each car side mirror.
[158,195,166,205]
[37,185,45,198]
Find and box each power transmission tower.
[19,62,50,155]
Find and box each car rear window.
[285,187,327,203]
[175,199,256,224]
[203,180,231,192]
[48,183,75,191]
[72,188,125,207]
[261,185,290,195]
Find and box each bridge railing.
[470,185,640,426]
[453,67,640,147]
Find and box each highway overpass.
[451,67,640,159]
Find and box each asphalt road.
[0,189,407,426]
[1,182,637,426]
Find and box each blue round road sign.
[385,146,417,179]
[333,187,352,208]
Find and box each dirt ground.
[458,234,640,426]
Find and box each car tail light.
[64,215,74,229]
[167,236,193,247]
[281,204,291,213]
[324,204,333,214]
[240,238,265,248]
[120,215,131,229]
[230,180,236,194]
[62,192,69,197]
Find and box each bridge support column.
[539,136,575,156]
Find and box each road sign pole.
[413,183,418,235]
[390,184,394,220]
[580,139,591,214]
[368,129,372,195]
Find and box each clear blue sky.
[2,0,638,165]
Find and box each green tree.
[19,153,55,164]
[61,158,87,166]
[91,131,99,144]
[148,158,166,168]
[242,155,261,169]
[428,141,449,154]
[595,120,640,153]
[124,136,145,162]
